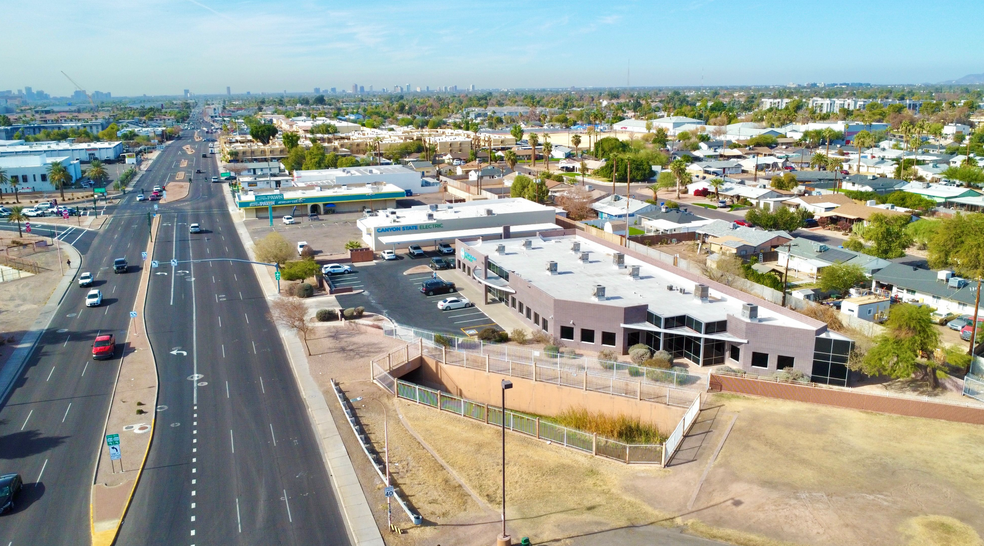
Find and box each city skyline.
[2,0,983,96]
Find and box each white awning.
[620,322,748,344]
[377,222,562,245]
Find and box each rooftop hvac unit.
[496,244,505,254]
[949,277,967,289]
[592,285,606,301]
[629,265,640,279]
[429,203,438,211]
[571,241,581,253]
[741,303,758,321]
[694,284,709,301]
[523,239,532,249]
[937,270,953,282]
[546,261,558,274]
[613,252,625,268]
[813,243,829,253]
[426,212,434,221]
[341,185,348,191]
[666,284,675,291]
[579,251,589,262]
[866,200,877,206]
[678,287,686,294]
[485,208,494,216]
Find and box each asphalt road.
[0,134,189,546]
[116,122,351,545]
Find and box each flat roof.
[0,154,70,167]
[478,234,816,330]
[293,165,418,183]
[237,182,405,207]
[360,198,557,229]
[379,222,560,245]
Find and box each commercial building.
[293,165,440,196]
[235,183,407,219]
[0,120,109,140]
[0,140,123,162]
[0,154,82,193]
[357,198,560,251]
[455,233,853,385]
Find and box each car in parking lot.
[189,223,201,233]
[321,263,353,276]
[297,241,309,255]
[23,208,46,217]
[0,473,22,514]
[381,250,397,260]
[407,245,424,258]
[282,215,295,225]
[92,333,116,360]
[79,272,93,287]
[85,289,103,307]
[0,207,10,218]
[420,279,456,296]
[153,185,162,193]
[947,316,972,330]
[437,296,472,310]
[931,312,959,325]
[437,242,455,255]
[429,257,452,270]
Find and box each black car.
[420,279,456,296]
[113,258,128,274]
[429,257,452,270]
[0,473,22,514]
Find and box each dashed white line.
[283,489,292,522]
[46,367,55,382]
[239,291,243,300]
[218,316,221,327]
[81,361,89,376]
[211,276,214,284]
[221,344,225,358]
[36,458,48,483]
[270,424,277,446]
[236,498,242,533]
[234,273,237,281]
[112,285,117,294]
[62,403,71,423]
[252,341,257,354]
[226,380,229,398]
[104,307,109,315]
[260,377,265,394]
[230,429,235,453]
[20,410,33,430]
[63,335,70,347]
[244,314,249,324]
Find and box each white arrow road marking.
[170,348,188,356]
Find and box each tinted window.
[730,345,740,361]
[580,329,595,343]
[777,355,795,369]
[751,352,769,368]
[560,326,574,340]
[601,331,616,346]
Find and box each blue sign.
[141,251,148,261]
[129,311,138,318]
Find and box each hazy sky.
[4,0,983,96]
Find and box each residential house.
[840,174,906,194]
[468,166,505,182]
[841,295,891,322]
[614,116,706,136]
[943,123,971,138]
[776,237,892,279]
[591,194,657,220]
[782,193,856,215]
[817,202,910,227]
[872,264,984,316]
[688,160,742,176]
[550,145,573,159]
[636,207,715,234]
[900,182,981,204]
[696,220,793,259]
[854,157,899,176]
[913,163,948,181]
[405,160,437,176]
[720,185,787,209]
[738,155,788,173]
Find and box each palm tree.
[7,206,26,238]
[822,127,838,158]
[810,152,829,171]
[0,168,11,203]
[543,142,552,173]
[571,134,581,156]
[853,130,875,174]
[670,158,688,200]
[528,133,539,168]
[86,159,107,186]
[47,162,70,201]
[580,159,588,186]
[709,177,724,200]
[586,126,596,154]
[503,150,518,172]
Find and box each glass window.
[542,318,548,331]
[40,174,48,182]
[518,302,524,314]
[526,306,531,320]
[580,329,595,343]
[777,355,794,369]
[646,311,662,327]
[511,296,516,309]
[730,345,740,361]
[705,320,728,334]
[488,260,510,281]
[601,331,616,346]
[627,331,640,347]
[751,352,769,368]
[534,312,540,325]
[702,338,726,366]
[665,315,685,329]
[560,326,574,340]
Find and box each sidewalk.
[220,181,384,545]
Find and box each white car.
[381,250,397,261]
[297,241,309,255]
[437,296,472,311]
[136,194,147,202]
[282,215,295,225]
[79,272,93,287]
[152,185,162,193]
[23,208,45,217]
[85,289,103,307]
[321,263,353,276]
[189,223,201,233]
[407,245,424,258]
[437,242,455,255]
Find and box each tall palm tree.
[47,162,70,201]
[670,158,688,200]
[580,159,587,186]
[503,150,518,172]
[709,177,724,200]
[853,130,875,174]
[571,134,581,156]
[543,142,552,173]
[822,127,838,158]
[528,133,539,168]
[810,152,829,171]
[7,206,26,238]
[0,168,10,203]
[87,159,107,186]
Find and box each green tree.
[7,206,26,238]
[650,171,676,199]
[670,158,689,200]
[847,213,914,259]
[249,123,278,144]
[651,128,669,148]
[859,304,944,388]
[941,165,984,186]
[47,162,71,200]
[280,259,321,281]
[528,133,539,168]
[819,263,867,295]
[853,130,876,174]
[510,174,532,198]
[310,123,338,135]
[523,179,549,204]
[927,213,984,279]
[86,159,107,185]
[0,114,11,126]
[510,124,524,144]
[593,136,629,159]
[543,141,553,172]
[302,142,328,170]
[770,172,798,191]
[97,123,120,141]
[503,150,518,171]
[745,206,808,231]
[708,177,724,199]
[571,134,581,156]
[255,232,294,265]
[6,169,20,203]
[594,153,651,182]
[746,134,778,147]
[0,168,9,203]
[810,152,829,171]
[283,146,306,173]
[282,131,300,151]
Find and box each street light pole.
[498,379,513,546]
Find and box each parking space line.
[454,317,496,324]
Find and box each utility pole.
[969,277,982,358]
[625,161,630,247]
[780,243,792,307]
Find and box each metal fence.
[661,393,702,466]
[395,379,665,465]
[964,375,984,403]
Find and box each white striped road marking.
[236,498,242,532]
[81,361,88,376]
[260,377,265,394]
[270,424,276,446]
[454,317,495,324]
[21,410,33,430]
[230,430,235,453]
[225,380,229,398]
[63,335,70,347]
[62,403,71,423]
[36,459,48,483]
[252,341,256,354]
[283,489,292,523]
[218,316,221,327]
[46,367,55,382]
[244,313,249,324]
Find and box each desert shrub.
[544,344,560,357]
[344,240,364,250]
[342,307,356,319]
[556,407,665,444]
[628,343,652,364]
[560,347,577,358]
[433,334,453,348]
[600,360,615,370]
[316,309,338,322]
[281,259,320,281]
[530,330,552,344]
[478,327,508,343]
[773,368,809,383]
[645,368,677,383]
[628,366,644,377]
[299,245,316,260]
[255,232,294,265]
[510,329,528,344]
[649,350,673,368]
[643,357,672,370]
[294,283,313,298]
[354,306,365,318]
[801,303,845,331]
[597,349,619,366]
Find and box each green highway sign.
[94,187,107,194]
[106,433,120,447]
[274,271,281,280]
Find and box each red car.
[149,193,161,201]
[734,220,752,227]
[92,334,116,360]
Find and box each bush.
[294,283,313,298]
[544,344,560,357]
[316,309,337,322]
[628,343,652,365]
[300,245,316,260]
[530,330,552,344]
[627,366,644,377]
[433,334,453,348]
[341,307,365,319]
[281,259,320,281]
[773,368,809,383]
[255,232,294,265]
[597,349,619,366]
[478,327,509,343]
[344,240,364,250]
[510,329,528,344]
[645,368,677,383]
[649,350,673,369]
[561,347,577,358]
[555,407,664,444]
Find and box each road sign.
[171,259,178,267]
[106,434,120,447]
[109,445,121,461]
[152,260,159,268]
[25,222,31,233]
[63,210,69,219]
[93,187,106,194]
[154,204,159,211]
[274,271,281,280]
[129,311,138,319]
[141,251,148,261]
[384,486,395,498]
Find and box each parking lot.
[331,253,498,335]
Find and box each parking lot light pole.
[498,379,513,546]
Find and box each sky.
[3,0,984,97]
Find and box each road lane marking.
[218,316,221,327]
[283,489,292,522]
[270,424,276,446]
[245,314,249,324]
[189,223,200,406]
[225,380,229,398]
[230,430,235,453]
[236,498,242,533]
[63,335,70,347]
[252,341,256,354]
[234,274,237,281]
[212,276,214,284]
[112,285,116,294]
[36,458,48,483]
[46,367,55,382]
[104,307,108,315]
[239,291,243,300]
[260,377,265,394]
[222,344,225,358]
[21,409,33,430]
[170,218,177,306]
[62,403,72,423]
[81,361,89,376]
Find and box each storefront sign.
[375,222,444,234]
[462,251,476,263]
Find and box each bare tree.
[555,186,594,220]
[270,296,311,355]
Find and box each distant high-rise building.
[359,85,365,94]
[368,85,373,92]
[406,83,410,93]
[330,87,336,94]
[470,84,475,92]
[24,86,33,99]
[352,84,358,94]
[227,86,231,95]
[184,89,190,98]
[426,86,430,92]
[314,87,320,94]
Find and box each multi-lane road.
[0,120,351,545]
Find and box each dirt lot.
[0,237,67,369]
[314,325,984,546]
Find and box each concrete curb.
[221,185,385,546]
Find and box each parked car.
[321,263,353,276]
[113,258,128,274]
[152,185,162,193]
[381,250,397,261]
[149,193,161,201]
[282,215,295,225]
[420,279,456,296]
[35,201,54,211]
[407,245,424,258]
[803,218,819,228]
[931,312,959,325]
[92,333,116,360]
[0,473,22,514]
[78,272,93,287]
[189,223,201,233]
[947,316,972,331]
[437,296,472,310]
[23,208,45,217]
[297,241,309,255]
[211,176,219,183]
[429,257,452,270]
[0,208,10,218]
[85,289,103,307]
[437,242,454,255]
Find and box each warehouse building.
[293,165,440,195]
[0,140,123,162]
[455,233,853,386]
[0,154,82,193]
[235,183,406,219]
